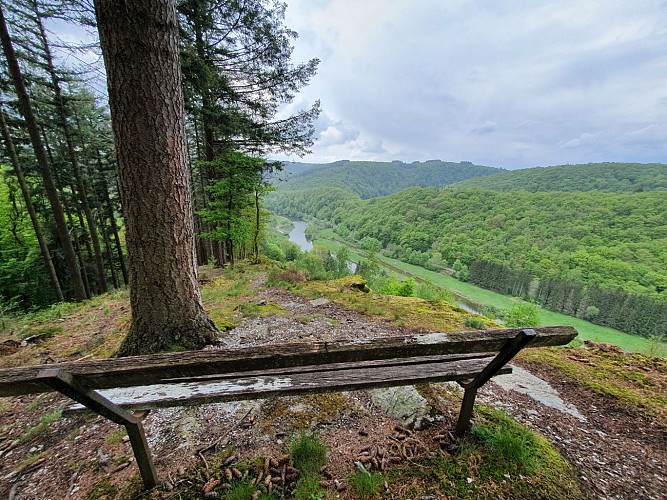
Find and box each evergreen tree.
[95,0,219,355]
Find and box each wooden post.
[455,387,478,436]
[454,329,537,436]
[36,368,159,489]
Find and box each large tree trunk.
[95,0,219,355]
[0,107,64,302]
[0,4,87,300]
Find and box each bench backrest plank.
[0,326,576,397]
[68,356,512,411]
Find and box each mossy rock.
[335,275,370,293]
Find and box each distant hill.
[452,162,667,192]
[274,161,342,179]
[273,160,501,198]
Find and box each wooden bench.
[0,326,576,489]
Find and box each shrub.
[502,300,540,327]
[583,305,600,320]
[268,267,307,285]
[464,316,486,329]
[414,280,453,301]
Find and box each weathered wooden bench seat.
[0,326,576,489]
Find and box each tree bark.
[95,0,219,355]
[0,4,87,300]
[0,107,64,302]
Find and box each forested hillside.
[453,162,667,192]
[274,159,500,198]
[269,185,667,338]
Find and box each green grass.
[288,432,328,500]
[311,233,666,357]
[225,481,262,500]
[288,432,328,475]
[20,409,62,443]
[105,429,127,445]
[348,470,384,498]
[293,473,325,500]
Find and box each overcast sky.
[273,0,667,169]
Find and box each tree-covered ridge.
[274,160,501,198]
[452,162,667,192]
[269,187,667,337]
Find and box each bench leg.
[36,368,159,489]
[453,329,537,437]
[454,387,477,437]
[125,421,158,489]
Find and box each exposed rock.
[493,366,587,421]
[370,386,432,428]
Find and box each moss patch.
[519,343,667,428]
[261,393,354,431]
[284,275,485,333]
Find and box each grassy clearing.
[312,233,666,357]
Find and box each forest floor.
[0,263,665,499]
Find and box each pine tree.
[0,3,87,300]
[95,0,219,355]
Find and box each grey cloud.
[278,0,667,168]
[471,121,498,135]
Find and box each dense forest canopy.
[271,186,667,296]
[452,162,667,193]
[269,161,667,338]
[273,159,501,198]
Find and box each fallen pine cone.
[203,479,220,494]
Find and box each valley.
[280,216,666,357]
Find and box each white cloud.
[279,1,667,168]
[560,133,600,149]
[317,121,360,146]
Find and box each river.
[288,220,313,252]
